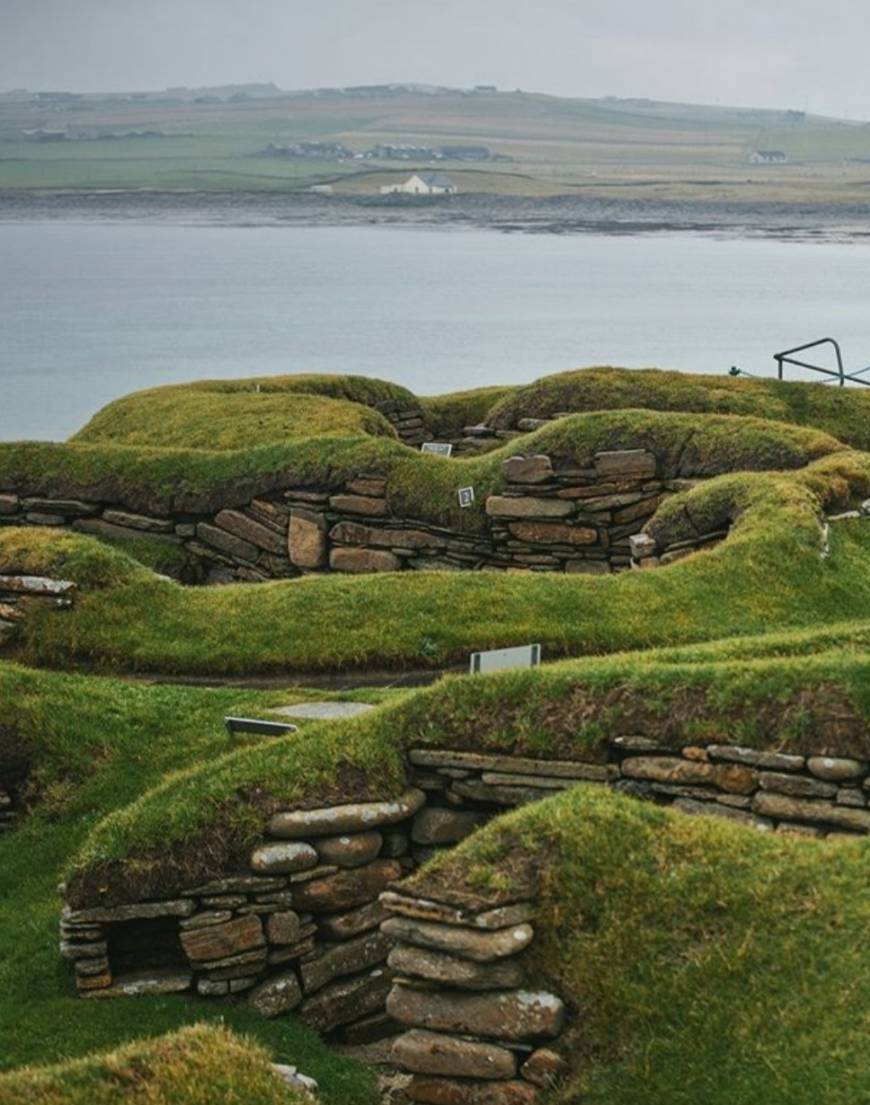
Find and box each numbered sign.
[421,442,453,457]
[458,486,475,508]
[470,644,542,674]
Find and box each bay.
[1,222,868,441]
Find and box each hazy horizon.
[3,0,870,119]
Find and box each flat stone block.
[387,986,564,1041]
[381,917,533,962]
[271,701,375,721]
[485,496,572,520]
[268,788,425,838]
[329,547,401,573]
[250,840,319,874]
[394,1028,517,1080]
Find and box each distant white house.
[380,171,458,195]
[748,149,788,164]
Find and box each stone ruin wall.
[0,448,722,587]
[58,738,869,1102]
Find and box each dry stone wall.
[59,736,868,1098]
[0,449,722,585]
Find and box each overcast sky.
[3,0,869,118]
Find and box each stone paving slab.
[272,701,376,720]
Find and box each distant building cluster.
[262,141,501,163]
[263,141,354,160]
[748,149,788,164]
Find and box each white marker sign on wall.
[457,486,475,508]
[470,643,542,674]
[421,442,453,457]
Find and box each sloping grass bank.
[6,451,870,676]
[413,787,870,1105]
[0,662,378,1102]
[65,639,870,905]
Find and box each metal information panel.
[421,441,454,457]
[470,643,542,674]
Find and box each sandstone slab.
[388,945,525,991]
[247,970,303,1017]
[315,830,383,868]
[394,1029,517,1080]
[83,969,192,999]
[288,509,328,569]
[388,986,564,1040]
[180,915,264,965]
[329,494,388,517]
[753,792,870,832]
[268,788,425,838]
[807,756,866,782]
[485,496,572,520]
[502,455,554,484]
[317,900,387,941]
[329,547,401,573]
[593,449,656,479]
[292,859,403,913]
[250,840,318,874]
[300,928,392,993]
[266,910,303,945]
[214,509,285,554]
[621,756,755,794]
[382,917,533,962]
[520,1048,569,1089]
[508,521,597,546]
[300,967,393,1034]
[407,1077,538,1104]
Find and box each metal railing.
[773,338,870,387]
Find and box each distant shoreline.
[3,190,870,243]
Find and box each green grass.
[5,447,870,676]
[3,86,870,202]
[0,1024,310,1105]
[57,635,870,901]
[0,662,380,1102]
[415,787,870,1105]
[73,390,395,450]
[487,366,870,452]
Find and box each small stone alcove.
[107,916,187,977]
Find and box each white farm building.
[380,172,458,195]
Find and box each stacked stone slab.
[383,888,566,1103]
[373,399,434,447]
[0,448,735,586]
[0,573,76,643]
[60,737,868,1103]
[407,745,870,837]
[61,788,427,1042]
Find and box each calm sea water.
[2,222,870,441]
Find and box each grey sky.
[2,0,868,118]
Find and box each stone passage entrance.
[59,741,869,1099]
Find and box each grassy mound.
[72,372,418,448]
[5,446,870,676]
[64,635,870,905]
[2,406,838,518]
[74,388,396,450]
[413,787,870,1105]
[0,1024,307,1105]
[486,365,870,450]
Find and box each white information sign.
[421,441,453,457]
[470,643,542,675]
[458,486,475,508]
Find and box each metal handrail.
[772,337,870,387]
